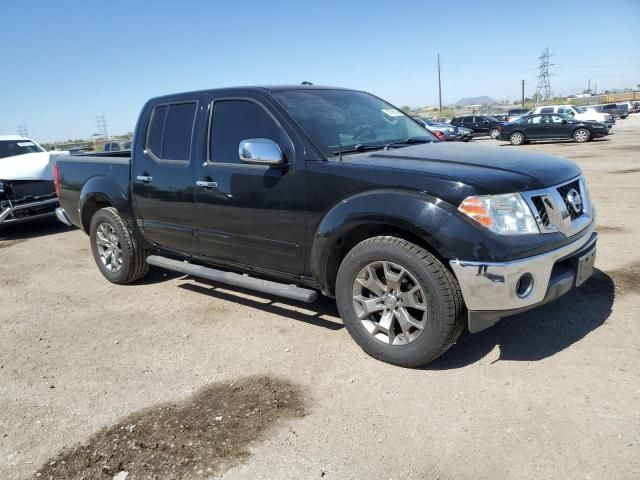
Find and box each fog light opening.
[516,273,534,298]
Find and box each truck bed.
[55,151,132,230]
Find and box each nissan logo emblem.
[566,188,582,214]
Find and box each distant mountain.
[455,96,497,106]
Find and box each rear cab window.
[147,102,197,162]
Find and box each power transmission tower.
[437,53,443,114]
[95,115,109,139]
[534,47,553,106]
[17,125,29,137]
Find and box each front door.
[131,101,199,252]
[548,114,572,138]
[193,96,306,275]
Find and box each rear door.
[472,116,490,134]
[193,94,307,274]
[131,100,200,252]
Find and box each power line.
[534,47,553,106]
[17,125,29,137]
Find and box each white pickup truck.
[529,105,614,129]
[0,135,62,225]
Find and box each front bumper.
[450,225,597,332]
[0,197,59,225]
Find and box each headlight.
[458,193,539,235]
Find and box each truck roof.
[0,135,32,141]
[147,85,351,103]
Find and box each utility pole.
[95,115,109,139]
[437,53,442,114]
[521,80,525,107]
[534,47,553,106]
[17,125,29,137]
[587,78,591,94]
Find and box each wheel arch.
[310,189,471,296]
[79,176,128,233]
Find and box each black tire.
[573,128,591,143]
[89,207,150,284]
[335,236,466,367]
[510,131,525,145]
[490,128,500,139]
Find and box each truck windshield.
[274,89,435,158]
[0,140,45,159]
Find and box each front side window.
[146,102,196,162]
[0,140,45,159]
[210,100,281,164]
[274,89,434,158]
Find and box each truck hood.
[0,151,61,181]
[342,142,581,194]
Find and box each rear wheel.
[573,128,590,143]
[490,128,500,139]
[510,132,525,145]
[335,236,465,367]
[89,207,150,284]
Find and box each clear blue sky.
[1,0,639,142]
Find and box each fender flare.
[78,175,129,232]
[309,188,479,292]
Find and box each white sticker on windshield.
[381,108,404,117]
[17,142,35,147]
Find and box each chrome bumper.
[55,207,72,226]
[450,224,597,325]
[0,197,59,225]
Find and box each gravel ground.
[1,115,639,480]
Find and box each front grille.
[531,196,550,226]
[8,181,56,205]
[556,180,583,220]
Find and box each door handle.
[136,175,153,183]
[196,180,218,189]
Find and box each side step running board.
[146,255,318,304]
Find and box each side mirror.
[239,138,285,166]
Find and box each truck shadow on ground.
[179,279,344,331]
[428,268,615,370]
[33,375,306,480]
[0,217,72,243]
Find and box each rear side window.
[210,100,281,164]
[147,102,196,162]
[540,107,554,114]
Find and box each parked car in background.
[103,141,132,152]
[415,117,464,141]
[450,115,503,139]
[616,103,630,118]
[53,85,597,367]
[596,103,628,119]
[0,135,60,225]
[630,101,640,113]
[505,108,529,123]
[497,114,608,145]
[529,105,613,128]
[492,114,507,122]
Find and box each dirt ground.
[1,116,639,480]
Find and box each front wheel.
[510,132,525,145]
[89,207,150,284]
[573,128,591,143]
[335,236,465,367]
[490,128,500,139]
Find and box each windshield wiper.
[332,143,388,155]
[332,137,434,156]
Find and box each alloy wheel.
[352,261,429,345]
[95,223,123,272]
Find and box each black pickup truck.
[54,86,598,367]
